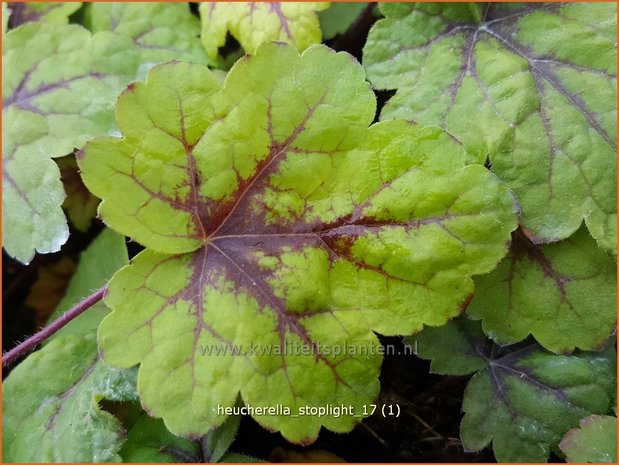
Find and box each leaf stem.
[2,286,107,367]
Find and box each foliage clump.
[2,2,616,463]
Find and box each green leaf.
[410,316,488,376]
[78,43,518,443]
[2,334,138,462]
[319,2,368,40]
[559,415,617,463]
[87,2,215,67]
[3,228,135,462]
[2,22,140,263]
[199,2,329,59]
[467,227,616,353]
[3,3,9,35]
[121,408,242,463]
[363,3,617,252]
[48,228,128,340]
[6,2,81,28]
[204,414,241,463]
[411,318,617,462]
[2,139,69,264]
[120,411,201,463]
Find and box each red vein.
[207,94,326,239]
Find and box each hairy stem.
[2,286,107,367]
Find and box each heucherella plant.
[363,2,617,252]
[559,414,617,463]
[2,21,140,263]
[410,317,616,462]
[200,2,329,59]
[76,42,517,443]
[467,226,616,353]
[3,230,138,462]
[86,2,215,66]
[2,2,212,264]
[1,3,616,463]
[5,1,82,28]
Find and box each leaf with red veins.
[86,2,216,67]
[410,317,616,462]
[79,43,518,443]
[2,22,140,263]
[199,2,329,59]
[363,2,617,252]
[6,2,82,29]
[468,226,616,353]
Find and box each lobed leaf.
[87,2,215,68]
[411,318,617,462]
[204,414,242,463]
[2,334,138,462]
[199,2,329,59]
[6,2,81,28]
[3,228,135,462]
[2,22,140,263]
[78,43,518,443]
[319,2,368,40]
[363,2,617,251]
[467,227,616,353]
[559,414,617,463]
[409,316,488,376]
[120,410,201,463]
[2,142,69,264]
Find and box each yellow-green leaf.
[200,2,329,59]
[78,43,518,444]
